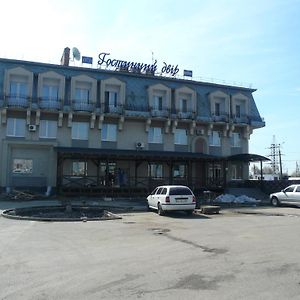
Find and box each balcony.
[5,94,29,108]
[72,100,95,112]
[104,104,124,115]
[212,112,229,122]
[124,103,150,118]
[231,114,249,124]
[39,98,62,110]
[150,108,169,118]
[177,111,194,120]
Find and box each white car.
[270,184,300,206]
[147,185,196,215]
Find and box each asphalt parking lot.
[1,202,300,300]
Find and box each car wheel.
[157,203,164,216]
[271,196,280,207]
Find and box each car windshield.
[169,187,192,195]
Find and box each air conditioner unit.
[196,128,205,135]
[28,124,36,132]
[136,141,144,149]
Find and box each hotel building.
[0,52,265,196]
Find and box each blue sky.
[1,0,299,174]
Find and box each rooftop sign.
[98,52,179,76]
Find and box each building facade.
[0,57,265,195]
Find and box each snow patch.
[215,194,258,204]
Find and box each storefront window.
[72,161,87,176]
[148,163,163,179]
[173,164,186,178]
[12,159,32,174]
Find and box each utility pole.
[278,146,282,179]
[296,162,300,176]
[267,135,283,179]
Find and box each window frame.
[148,163,163,179]
[231,132,241,148]
[71,161,88,176]
[148,127,163,144]
[12,158,33,174]
[174,129,188,145]
[71,122,89,140]
[101,124,117,142]
[6,118,26,137]
[39,120,57,139]
[209,131,221,147]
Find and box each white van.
[147,185,196,215]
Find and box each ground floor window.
[208,163,222,179]
[148,163,163,179]
[173,164,186,178]
[231,164,242,180]
[72,161,87,176]
[12,159,33,174]
[100,162,117,185]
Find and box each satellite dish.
[72,47,81,61]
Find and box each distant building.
[0,55,265,195]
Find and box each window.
[105,91,118,108]
[148,163,163,178]
[180,99,188,112]
[39,120,57,138]
[160,188,167,195]
[71,122,89,140]
[72,161,87,176]
[169,187,192,195]
[208,164,222,179]
[236,105,241,118]
[231,132,241,147]
[12,159,32,174]
[209,131,221,146]
[10,81,28,99]
[148,127,162,144]
[101,124,117,142]
[156,187,163,194]
[215,103,220,116]
[75,88,89,103]
[173,164,186,178]
[296,186,300,192]
[284,186,295,193]
[7,118,26,137]
[42,85,59,101]
[174,129,187,145]
[153,96,163,110]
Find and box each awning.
[54,147,221,161]
[227,153,270,162]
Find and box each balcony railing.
[177,111,194,119]
[39,98,62,110]
[150,107,169,118]
[104,104,124,114]
[231,113,249,124]
[5,94,29,108]
[212,112,229,122]
[72,100,95,112]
